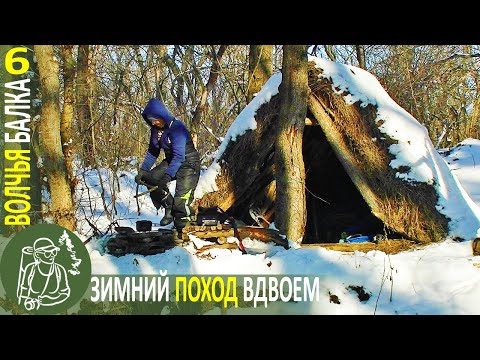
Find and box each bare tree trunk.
[26,46,43,225]
[34,45,75,230]
[133,45,152,96]
[356,45,366,69]
[247,45,273,103]
[173,46,186,111]
[60,45,76,196]
[155,45,168,102]
[274,45,309,244]
[466,46,480,140]
[324,45,336,61]
[165,46,194,121]
[191,45,228,147]
[471,95,480,139]
[76,45,95,167]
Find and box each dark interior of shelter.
[301,125,384,243]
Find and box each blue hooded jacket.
[140,98,198,178]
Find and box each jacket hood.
[142,98,175,126]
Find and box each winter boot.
[160,192,174,226]
[174,229,187,245]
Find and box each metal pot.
[136,220,152,232]
[115,226,135,235]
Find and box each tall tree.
[274,45,309,244]
[154,45,168,101]
[356,45,366,69]
[34,45,75,230]
[76,45,95,167]
[324,45,336,61]
[60,45,76,195]
[191,45,227,146]
[471,92,480,139]
[25,45,43,225]
[247,45,273,103]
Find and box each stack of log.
[106,224,289,257]
[180,224,289,249]
[179,224,233,244]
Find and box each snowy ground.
[441,138,480,208]
[78,138,480,315]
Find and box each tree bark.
[26,46,43,225]
[307,94,382,219]
[154,45,168,102]
[60,45,76,196]
[274,45,309,244]
[356,45,366,69]
[471,95,480,139]
[76,45,95,167]
[247,45,273,103]
[324,45,336,61]
[191,45,228,147]
[133,45,152,96]
[173,46,186,113]
[164,46,196,120]
[468,47,480,140]
[34,45,75,230]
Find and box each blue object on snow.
[346,235,370,243]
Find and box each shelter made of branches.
[197,63,449,244]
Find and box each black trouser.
[143,160,200,230]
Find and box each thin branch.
[191,45,228,133]
[200,121,222,145]
[305,186,331,205]
[374,256,388,315]
[434,53,480,65]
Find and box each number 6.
[5,47,29,75]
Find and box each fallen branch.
[196,243,238,254]
[301,239,417,255]
[83,219,120,245]
[237,227,289,249]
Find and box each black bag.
[196,206,229,226]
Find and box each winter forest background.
[1,45,479,239]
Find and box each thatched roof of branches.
[196,57,480,244]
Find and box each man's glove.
[135,169,148,185]
[158,173,172,190]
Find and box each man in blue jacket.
[135,98,200,237]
